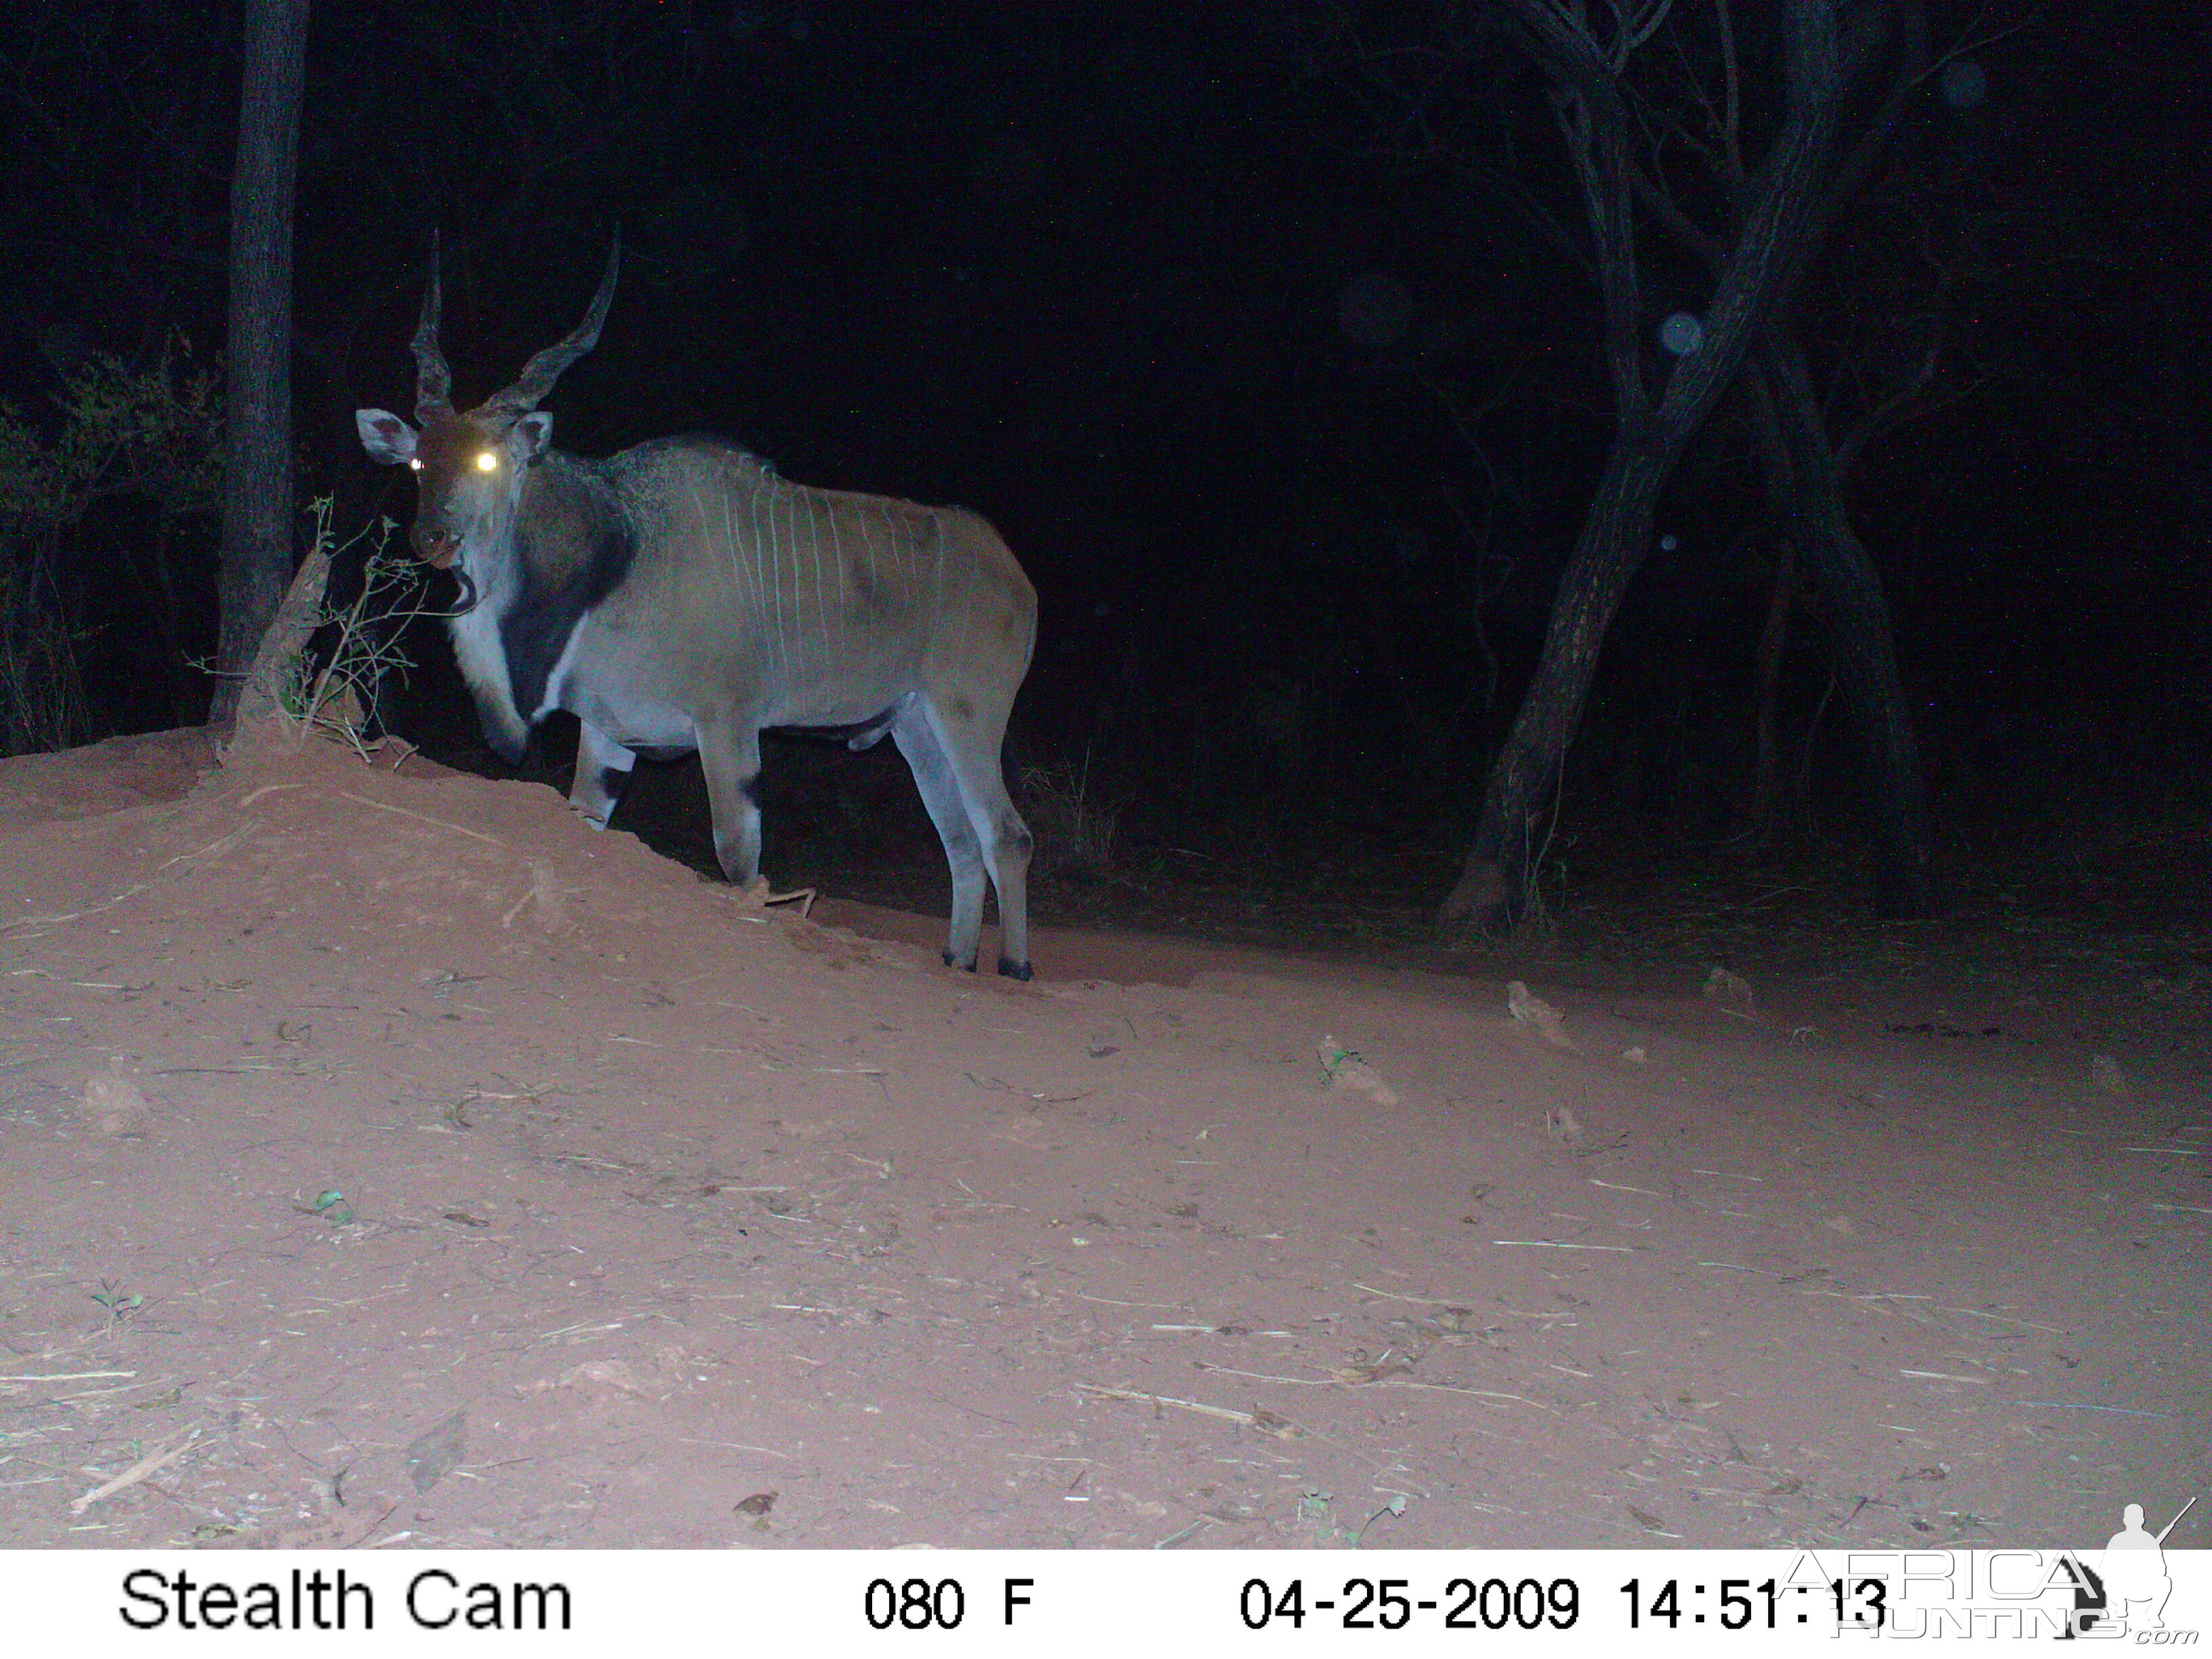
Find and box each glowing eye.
[475,451,499,472]
[408,457,422,472]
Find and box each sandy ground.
[1,729,2205,1551]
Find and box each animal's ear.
[356,409,417,466]
[512,412,554,463]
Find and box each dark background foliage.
[2,1,2204,906]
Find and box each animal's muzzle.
[413,525,461,567]
[411,525,476,613]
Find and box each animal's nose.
[413,525,459,567]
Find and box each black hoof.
[998,957,1033,982]
[943,948,979,972]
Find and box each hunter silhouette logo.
[2083,1496,2195,1636]
[1856,1495,2203,1638]
[2050,1495,2198,1639]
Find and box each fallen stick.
[70,1429,201,1515]
[1074,1384,1300,1438]
[710,881,819,918]
[338,792,503,847]
[1,884,151,937]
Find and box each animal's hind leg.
[893,708,988,971]
[927,700,1033,981]
[570,721,635,830]
[697,720,765,886]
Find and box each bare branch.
[1498,0,1652,418]
[1715,0,1744,178]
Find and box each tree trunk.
[1755,327,1946,916]
[211,0,310,727]
[146,509,191,726]
[1748,539,1797,835]
[1440,432,1672,921]
[1743,363,1803,840]
[218,537,335,770]
[1441,1,1845,929]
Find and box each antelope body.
[356,239,1037,979]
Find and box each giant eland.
[356,237,1038,979]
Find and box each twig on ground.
[1074,1383,1300,1438]
[70,1428,201,1515]
[337,792,502,846]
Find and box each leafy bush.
[0,341,222,755]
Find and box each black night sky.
[3,1,2206,945]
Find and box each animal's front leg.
[569,721,636,830]
[697,719,765,886]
